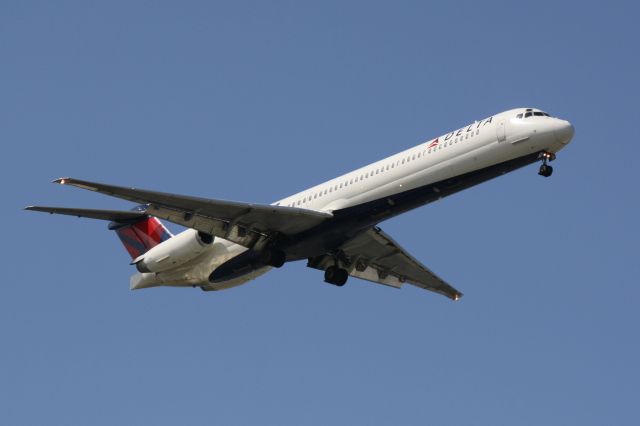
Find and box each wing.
[51,177,332,249]
[25,206,147,222]
[307,226,463,300]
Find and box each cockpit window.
[519,110,551,119]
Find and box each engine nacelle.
[134,229,213,273]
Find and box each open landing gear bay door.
[44,178,333,250]
[308,227,463,300]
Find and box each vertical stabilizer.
[108,206,172,259]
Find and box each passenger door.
[496,119,506,142]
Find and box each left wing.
[24,206,147,223]
[307,226,463,300]
[50,177,332,249]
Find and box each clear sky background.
[2,1,639,425]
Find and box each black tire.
[261,249,286,268]
[325,266,348,286]
[324,266,337,283]
[335,268,349,286]
[539,164,553,177]
[270,250,286,268]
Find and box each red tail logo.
[110,217,172,259]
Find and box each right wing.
[308,226,463,300]
[46,177,332,249]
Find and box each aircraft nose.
[554,120,575,144]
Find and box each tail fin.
[108,206,172,259]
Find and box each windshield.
[516,109,550,119]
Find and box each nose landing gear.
[538,152,556,177]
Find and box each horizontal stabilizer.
[25,206,147,223]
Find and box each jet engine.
[134,229,214,273]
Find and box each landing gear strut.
[538,152,556,177]
[324,265,349,287]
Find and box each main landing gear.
[260,249,286,268]
[324,265,349,287]
[538,152,556,177]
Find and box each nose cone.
[554,120,575,144]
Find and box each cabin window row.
[285,129,480,207]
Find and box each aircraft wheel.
[262,249,286,268]
[334,268,349,286]
[538,164,553,177]
[325,266,349,286]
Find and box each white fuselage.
[130,108,574,291]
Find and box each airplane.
[26,107,574,300]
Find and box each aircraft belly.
[204,266,271,290]
[283,150,542,260]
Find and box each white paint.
[129,108,574,290]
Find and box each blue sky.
[2,1,639,425]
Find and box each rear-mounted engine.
[134,229,213,273]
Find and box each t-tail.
[108,205,172,259]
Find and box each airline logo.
[427,138,439,149]
[114,217,172,259]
